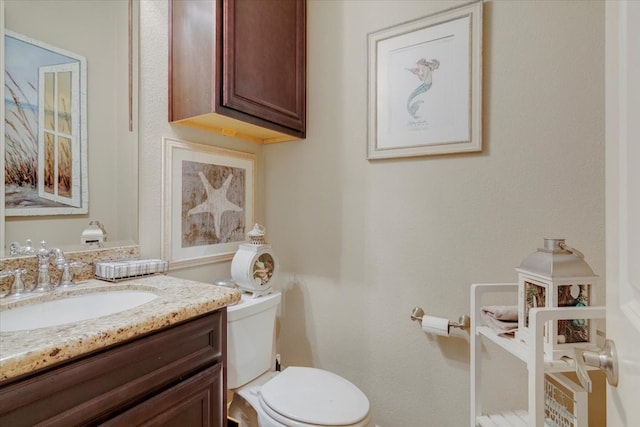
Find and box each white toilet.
[227,291,374,427]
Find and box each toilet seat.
[258,367,371,427]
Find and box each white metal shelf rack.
[471,283,605,427]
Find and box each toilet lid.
[259,367,370,426]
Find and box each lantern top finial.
[543,238,566,251]
[247,223,267,245]
[517,238,597,278]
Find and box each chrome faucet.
[33,241,66,292]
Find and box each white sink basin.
[0,290,158,332]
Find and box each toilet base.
[229,372,281,427]
[228,370,374,427]
[228,391,267,427]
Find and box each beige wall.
[139,1,605,425]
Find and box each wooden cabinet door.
[100,364,224,427]
[169,0,217,122]
[221,0,306,135]
[169,0,306,141]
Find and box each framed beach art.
[162,137,256,269]
[367,0,482,159]
[4,30,88,215]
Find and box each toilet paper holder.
[410,306,470,331]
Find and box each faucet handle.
[0,269,29,298]
[58,262,86,288]
[10,269,28,297]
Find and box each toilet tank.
[226,291,281,389]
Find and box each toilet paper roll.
[421,315,450,337]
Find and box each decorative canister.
[231,224,279,295]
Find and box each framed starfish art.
[367,0,482,159]
[162,137,256,269]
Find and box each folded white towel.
[481,305,519,336]
[481,305,518,321]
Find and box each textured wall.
[262,1,605,425]
[138,1,605,425]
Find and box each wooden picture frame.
[162,137,256,269]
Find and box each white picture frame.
[367,0,482,159]
[162,137,256,269]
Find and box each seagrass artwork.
[524,281,546,328]
[4,31,87,215]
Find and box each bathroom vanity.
[0,275,240,426]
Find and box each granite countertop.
[0,275,241,382]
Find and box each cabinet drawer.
[100,363,223,427]
[0,310,225,426]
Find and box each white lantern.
[515,238,598,359]
[231,224,279,296]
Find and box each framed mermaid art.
[367,0,482,159]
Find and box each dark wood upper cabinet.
[169,0,306,144]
